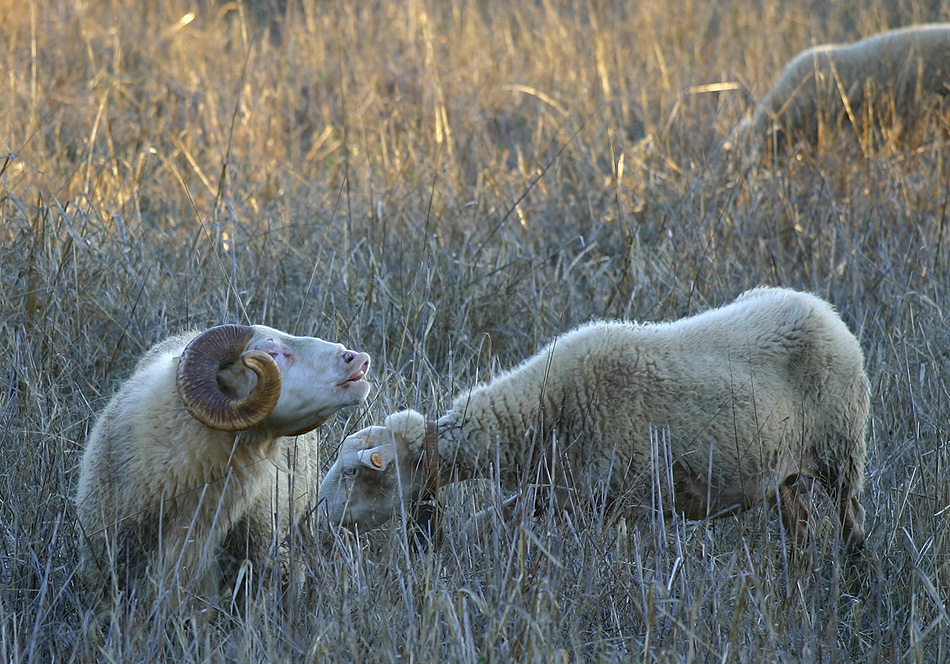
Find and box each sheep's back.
[556,289,865,507]
[757,24,950,141]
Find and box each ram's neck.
[435,353,556,484]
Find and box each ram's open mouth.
[343,360,369,384]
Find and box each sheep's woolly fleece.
[730,23,950,155]
[319,287,868,554]
[75,325,370,604]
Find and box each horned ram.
[76,324,370,603]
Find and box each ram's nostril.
[342,350,355,364]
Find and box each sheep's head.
[318,409,429,532]
[176,324,371,434]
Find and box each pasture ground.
[1,0,949,661]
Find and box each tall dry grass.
[1,0,949,661]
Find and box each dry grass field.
[2,0,950,661]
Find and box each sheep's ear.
[357,445,395,471]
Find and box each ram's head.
[176,324,371,434]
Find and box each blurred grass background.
[1,0,949,661]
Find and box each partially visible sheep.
[319,287,868,555]
[730,24,950,157]
[76,324,371,605]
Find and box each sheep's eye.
[342,466,357,478]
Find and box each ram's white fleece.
[319,287,868,553]
[76,326,370,604]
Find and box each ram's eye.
[342,466,357,478]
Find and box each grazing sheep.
[76,324,371,604]
[319,287,868,555]
[730,24,950,156]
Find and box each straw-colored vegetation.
[1,0,948,661]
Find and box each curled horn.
[176,324,282,431]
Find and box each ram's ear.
[357,445,395,471]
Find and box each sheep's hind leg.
[839,492,866,557]
[818,459,866,557]
[778,475,816,552]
